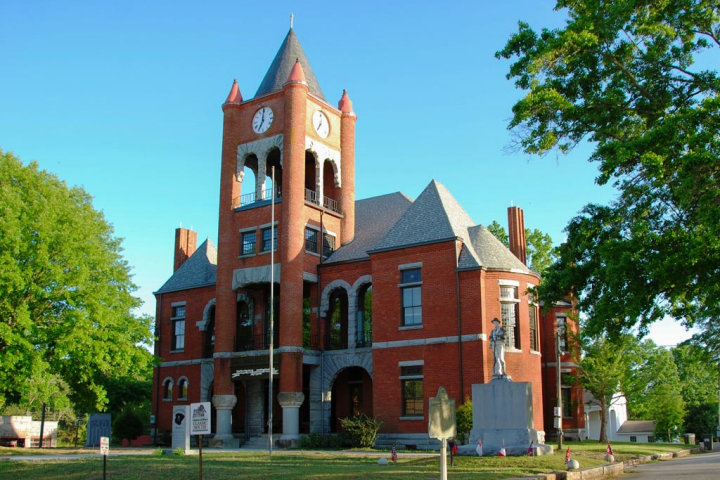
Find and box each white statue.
[489,317,506,377]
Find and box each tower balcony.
[233,188,282,209]
[305,188,340,214]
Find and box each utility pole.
[556,319,565,450]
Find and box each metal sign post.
[428,387,457,480]
[99,436,109,480]
[190,402,212,480]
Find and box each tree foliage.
[573,334,635,442]
[623,340,685,441]
[487,220,556,274]
[0,150,153,414]
[498,0,720,339]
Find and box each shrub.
[112,410,144,443]
[339,414,382,448]
[456,398,473,444]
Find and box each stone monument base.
[463,378,553,456]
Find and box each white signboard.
[190,402,212,435]
[99,436,109,455]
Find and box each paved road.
[622,451,720,479]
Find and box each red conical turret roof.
[338,89,354,113]
[224,79,242,104]
[285,59,307,85]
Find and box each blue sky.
[0,0,690,345]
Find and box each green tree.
[624,341,685,440]
[0,150,153,414]
[573,334,635,443]
[487,220,556,274]
[498,1,720,341]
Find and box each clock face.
[312,111,330,138]
[252,106,274,134]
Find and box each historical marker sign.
[428,386,456,440]
[190,402,211,435]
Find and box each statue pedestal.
[466,378,552,456]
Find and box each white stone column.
[212,394,237,448]
[277,391,304,447]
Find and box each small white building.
[583,391,628,442]
[0,416,58,448]
[615,420,656,443]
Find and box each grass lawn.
[0,441,691,480]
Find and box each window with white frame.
[171,304,186,351]
[305,228,318,253]
[400,267,422,326]
[499,282,520,350]
[261,226,277,252]
[528,286,539,352]
[241,230,256,256]
[400,363,424,417]
[557,315,568,353]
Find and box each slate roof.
[254,29,325,100]
[326,180,531,273]
[155,240,217,294]
[324,192,413,263]
[368,180,531,273]
[617,420,656,434]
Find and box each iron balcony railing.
[233,188,282,209]
[304,188,340,214]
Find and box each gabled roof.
[155,240,217,294]
[324,192,413,263]
[371,180,475,252]
[327,180,531,273]
[617,420,656,434]
[254,29,324,100]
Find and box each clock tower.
[211,28,356,447]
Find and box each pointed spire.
[254,29,324,99]
[338,89,354,114]
[285,58,307,85]
[224,79,243,105]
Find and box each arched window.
[240,154,258,207]
[162,378,173,401]
[236,300,252,351]
[304,151,317,193]
[326,288,348,350]
[265,148,282,200]
[356,285,372,347]
[177,377,188,400]
[322,159,339,212]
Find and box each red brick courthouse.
[152,29,584,448]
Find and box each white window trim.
[398,360,424,367]
[398,262,423,271]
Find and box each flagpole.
[268,166,275,456]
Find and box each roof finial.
[290,13,294,29]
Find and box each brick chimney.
[174,227,197,272]
[507,206,527,265]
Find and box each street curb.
[508,447,701,480]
